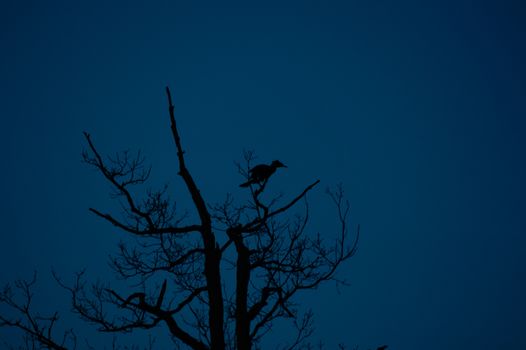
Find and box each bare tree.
[0,88,359,350]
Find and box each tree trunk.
[204,233,226,350]
[235,238,251,350]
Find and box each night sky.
[1,0,526,349]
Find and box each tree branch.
[89,208,201,236]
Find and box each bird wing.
[249,164,266,174]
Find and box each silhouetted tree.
[0,88,359,350]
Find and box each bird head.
[271,160,287,168]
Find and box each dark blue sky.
[1,0,526,349]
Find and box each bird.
[239,160,287,187]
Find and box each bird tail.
[239,181,251,188]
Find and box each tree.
[0,88,359,350]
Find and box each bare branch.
[89,208,201,236]
[0,273,75,350]
[243,180,320,233]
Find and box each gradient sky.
[1,0,526,349]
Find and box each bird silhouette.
[239,160,287,187]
